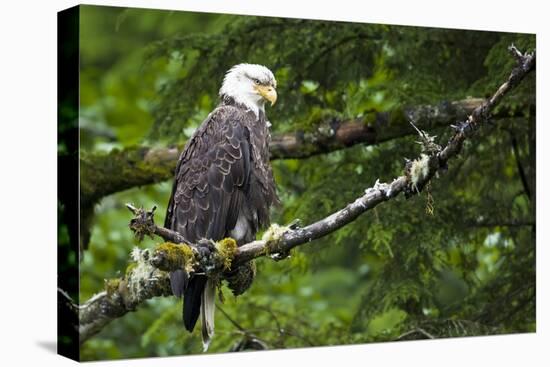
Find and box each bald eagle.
[164,64,279,350]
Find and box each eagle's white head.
[219,63,277,116]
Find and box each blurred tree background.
[71,5,535,360]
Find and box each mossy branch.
[78,97,528,207]
[78,46,535,345]
[79,247,172,344]
[126,206,239,275]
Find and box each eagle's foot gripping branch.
[150,237,251,298]
[149,238,237,274]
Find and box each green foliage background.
[75,5,535,360]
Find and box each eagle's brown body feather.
[164,98,278,333]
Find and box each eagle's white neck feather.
[219,63,275,117]
[220,81,265,116]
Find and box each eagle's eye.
[253,78,261,85]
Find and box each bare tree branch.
[77,45,535,344]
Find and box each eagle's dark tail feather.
[182,275,207,332]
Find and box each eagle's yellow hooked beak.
[255,85,277,106]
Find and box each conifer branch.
[77,46,535,344]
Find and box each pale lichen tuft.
[409,154,431,192]
[125,247,156,303]
[262,223,290,254]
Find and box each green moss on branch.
[79,146,180,207]
[151,242,195,273]
[104,278,122,296]
[215,238,238,271]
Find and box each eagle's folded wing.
[164,105,251,243]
